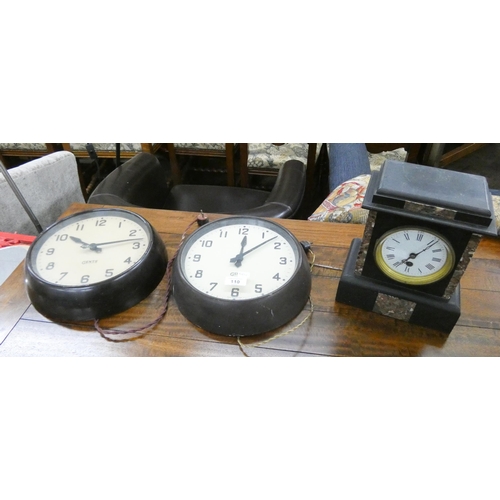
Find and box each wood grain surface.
[1,203,499,356]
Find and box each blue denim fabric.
[328,143,371,192]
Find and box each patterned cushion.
[173,143,226,150]
[308,174,371,223]
[247,143,321,170]
[308,148,405,224]
[0,143,48,151]
[69,143,142,152]
[367,147,408,171]
[492,194,500,235]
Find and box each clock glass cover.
[374,226,455,285]
[30,210,152,285]
[173,216,311,336]
[180,220,300,300]
[25,208,167,322]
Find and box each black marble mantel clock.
[335,160,497,333]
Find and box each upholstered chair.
[89,152,306,219]
[0,151,85,235]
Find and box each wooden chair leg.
[0,152,8,167]
[225,143,235,187]
[239,143,249,188]
[305,143,317,199]
[166,143,182,185]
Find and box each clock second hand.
[229,235,277,267]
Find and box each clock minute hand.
[401,239,439,264]
[87,238,144,252]
[92,238,143,247]
[229,236,278,267]
[69,236,143,253]
[413,238,438,257]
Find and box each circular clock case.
[25,208,168,322]
[374,226,455,286]
[172,216,312,336]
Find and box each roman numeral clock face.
[374,227,456,285]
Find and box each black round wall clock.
[25,208,168,322]
[172,216,312,336]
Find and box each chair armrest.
[262,159,306,217]
[88,153,169,208]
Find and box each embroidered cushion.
[308,174,371,223]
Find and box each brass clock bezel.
[373,226,456,286]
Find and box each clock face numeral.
[32,214,151,286]
[374,227,455,285]
[182,223,298,300]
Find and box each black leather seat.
[88,152,306,218]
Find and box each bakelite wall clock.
[172,216,311,336]
[25,208,168,322]
[335,160,497,333]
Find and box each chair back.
[0,151,85,235]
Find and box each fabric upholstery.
[68,143,142,152]
[173,143,226,150]
[309,148,407,224]
[308,174,371,223]
[0,151,85,235]
[247,143,320,171]
[0,143,48,151]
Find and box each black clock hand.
[91,238,143,247]
[87,238,144,252]
[70,236,102,253]
[229,236,278,267]
[230,236,248,267]
[398,239,439,265]
[70,236,143,253]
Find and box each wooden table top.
[1,203,499,357]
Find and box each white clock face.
[374,226,455,285]
[180,221,300,300]
[31,211,151,286]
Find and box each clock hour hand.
[229,236,278,267]
[229,236,248,268]
[70,236,102,253]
